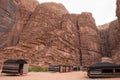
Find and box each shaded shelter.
[1,59,29,75]
[87,62,120,78]
[49,64,74,72]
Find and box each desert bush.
[29,66,48,72]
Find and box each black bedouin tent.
[1,59,29,75]
[87,62,120,78]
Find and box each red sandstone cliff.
[97,0,120,64]
[98,20,120,63]
[0,1,102,68]
[78,12,101,66]
[0,0,38,49]
[0,0,38,67]
[3,0,120,68]
[111,0,120,64]
[98,23,110,57]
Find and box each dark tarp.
[4,59,27,64]
[89,62,120,70]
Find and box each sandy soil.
[0,71,120,80]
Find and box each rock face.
[109,20,120,64]
[2,0,118,68]
[99,20,120,64]
[0,0,38,49]
[0,0,38,68]
[109,20,120,54]
[0,1,102,68]
[110,0,120,64]
[2,0,120,68]
[0,0,16,49]
[97,0,120,64]
[116,0,120,24]
[78,13,101,66]
[17,3,80,67]
[98,23,111,57]
[116,0,120,46]
[101,57,113,63]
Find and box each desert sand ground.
[0,71,120,80]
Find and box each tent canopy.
[4,59,27,64]
[89,62,120,70]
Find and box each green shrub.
[29,66,48,72]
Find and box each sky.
[37,0,117,25]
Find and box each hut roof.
[89,62,120,69]
[4,59,27,64]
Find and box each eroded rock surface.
[78,12,101,66]
[0,0,38,49]
[110,0,120,64]
[0,0,107,67]
[99,20,120,64]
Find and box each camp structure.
[49,64,60,72]
[1,59,29,75]
[49,64,73,72]
[73,66,80,71]
[49,64,66,72]
[87,62,120,78]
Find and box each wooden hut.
[65,66,70,72]
[49,64,60,72]
[73,66,80,71]
[87,62,120,78]
[49,64,73,72]
[49,64,66,72]
[1,59,29,75]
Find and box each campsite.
[1,60,120,80]
[0,61,120,80]
[0,0,120,80]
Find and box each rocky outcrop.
[18,3,80,67]
[0,0,38,49]
[78,12,101,66]
[109,20,120,54]
[99,20,120,64]
[0,0,16,49]
[98,23,111,57]
[2,0,120,68]
[0,1,108,68]
[116,0,120,24]
[101,57,113,63]
[116,0,120,48]
[110,0,120,64]
[2,2,79,67]
[0,1,102,67]
[0,0,17,67]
